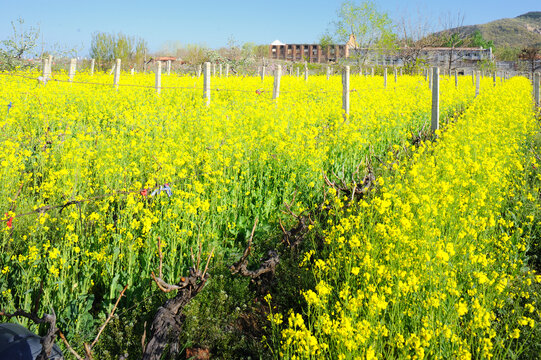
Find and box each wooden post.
[296,67,300,77]
[203,62,211,106]
[475,71,480,97]
[167,60,171,75]
[534,73,540,109]
[113,59,121,89]
[454,70,458,88]
[342,66,350,118]
[400,68,403,76]
[371,67,374,76]
[131,68,135,75]
[273,65,281,99]
[155,61,162,94]
[197,64,202,78]
[326,66,330,80]
[493,71,496,86]
[261,66,266,81]
[431,67,440,132]
[304,67,308,81]
[384,68,387,88]
[68,58,76,82]
[90,59,95,76]
[394,67,397,83]
[219,63,222,77]
[226,64,229,77]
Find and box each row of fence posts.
[39,58,540,118]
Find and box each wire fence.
[0,67,497,226]
[0,70,430,97]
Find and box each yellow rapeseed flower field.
[2,69,537,358]
[276,77,541,359]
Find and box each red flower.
[140,189,148,197]
[5,213,13,228]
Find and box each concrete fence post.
[42,58,48,79]
[476,71,480,97]
[203,62,211,106]
[534,72,540,109]
[155,61,162,94]
[113,59,121,89]
[273,65,282,99]
[68,58,76,82]
[431,67,440,133]
[342,66,350,118]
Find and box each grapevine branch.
[142,239,213,360]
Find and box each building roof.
[271,40,285,46]
[154,56,177,61]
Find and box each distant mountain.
[446,11,541,48]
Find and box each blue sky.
[1,0,539,56]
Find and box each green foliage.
[473,17,541,49]
[319,34,334,52]
[330,1,395,65]
[494,46,520,61]
[181,268,264,358]
[183,44,208,65]
[470,30,494,49]
[89,32,148,70]
[477,59,496,73]
[0,18,40,71]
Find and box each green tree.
[0,18,40,70]
[133,38,148,68]
[90,32,114,69]
[470,30,494,49]
[494,46,520,61]
[328,1,395,66]
[113,33,134,65]
[319,34,334,54]
[519,47,541,77]
[90,32,148,71]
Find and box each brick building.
[269,35,357,63]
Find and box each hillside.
[456,11,541,48]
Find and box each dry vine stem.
[230,218,280,279]
[231,161,377,288]
[323,158,375,204]
[0,281,59,360]
[58,284,128,360]
[142,238,213,360]
[0,308,58,360]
